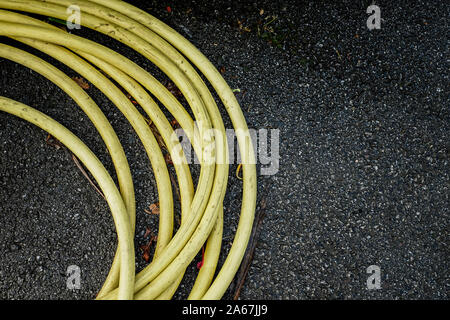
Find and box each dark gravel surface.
[0,0,448,299]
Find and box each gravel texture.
[0,0,448,299]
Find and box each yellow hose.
[0,0,257,300]
[0,97,135,300]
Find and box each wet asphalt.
[0,0,448,299]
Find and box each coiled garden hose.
[0,0,257,300]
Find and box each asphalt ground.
[0,0,448,299]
